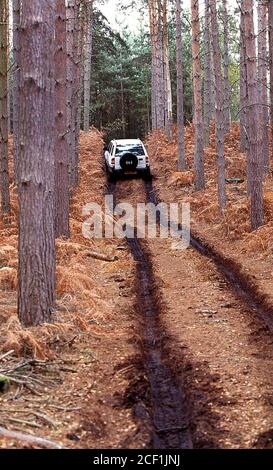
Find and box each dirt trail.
[111,176,273,448]
[110,179,192,449]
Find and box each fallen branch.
[85,250,118,262]
[0,350,14,362]
[0,426,65,449]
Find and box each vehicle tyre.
[120,152,138,171]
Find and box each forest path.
[111,175,273,448]
[109,178,193,449]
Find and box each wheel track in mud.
[145,180,273,334]
[107,178,193,449]
[106,176,273,449]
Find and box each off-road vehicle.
[104,139,151,181]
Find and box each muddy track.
[145,180,273,334]
[107,178,193,449]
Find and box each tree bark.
[12,0,20,184]
[148,0,165,130]
[0,0,11,214]
[210,0,226,211]
[222,0,230,133]
[163,0,173,141]
[55,0,70,238]
[191,0,205,190]
[268,0,273,158]
[257,0,269,174]
[18,0,56,326]
[156,0,165,130]
[175,0,187,170]
[83,0,93,132]
[148,0,157,129]
[242,0,264,230]
[66,0,79,187]
[240,8,248,153]
[203,0,213,147]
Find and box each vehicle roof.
[113,139,143,145]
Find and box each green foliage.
[91,3,240,139]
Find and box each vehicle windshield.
[115,144,144,156]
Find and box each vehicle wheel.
[120,152,138,172]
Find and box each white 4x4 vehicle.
[104,139,151,181]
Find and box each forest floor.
[1,124,273,448]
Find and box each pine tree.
[175,0,187,170]
[12,0,20,185]
[191,0,205,190]
[222,0,230,133]
[203,0,213,147]
[242,0,264,230]
[18,0,56,326]
[240,7,248,153]
[210,0,226,211]
[55,0,70,238]
[268,0,273,154]
[0,0,11,215]
[83,1,93,132]
[257,0,269,174]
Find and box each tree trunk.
[148,0,165,130]
[203,0,213,147]
[83,0,93,132]
[156,0,165,130]
[72,0,81,187]
[120,62,126,138]
[222,0,230,133]
[163,0,173,141]
[66,0,79,187]
[210,0,226,211]
[148,0,157,129]
[240,9,248,153]
[18,0,56,326]
[242,0,264,230]
[0,0,11,214]
[258,0,269,174]
[175,0,187,170]
[55,0,70,238]
[191,0,205,190]
[268,0,273,158]
[12,0,20,184]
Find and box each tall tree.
[0,0,11,214]
[240,7,248,153]
[210,0,226,211]
[55,0,70,238]
[163,0,173,141]
[191,0,205,190]
[18,0,56,326]
[222,0,230,133]
[83,0,93,132]
[12,0,20,184]
[66,0,79,187]
[242,0,264,230]
[268,0,273,156]
[257,0,269,174]
[148,0,165,130]
[175,0,187,170]
[203,0,213,147]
